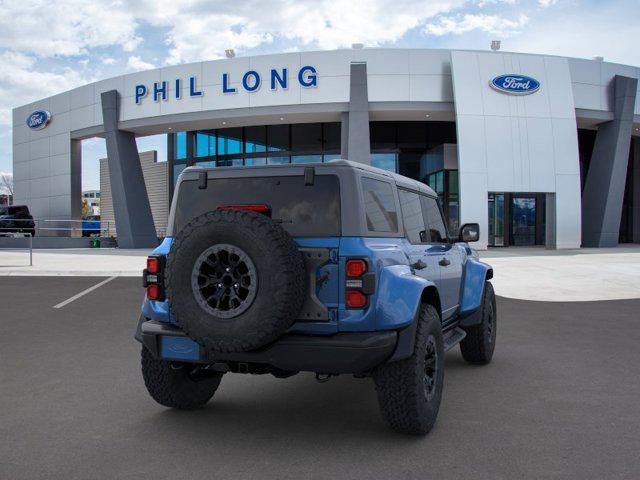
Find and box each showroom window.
[368,121,459,233]
[196,131,215,157]
[167,122,342,199]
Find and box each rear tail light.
[146,284,161,301]
[346,290,367,309]
[143,255,165,301]
[147,256,160,274]
[345,258,375,309]
[346,259,367,277]
[218,204,271,215]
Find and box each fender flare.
[458,258,493,328]
[386,283,442,363]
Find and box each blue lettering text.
[298,66,317,87]
[189,77,202,97]
[242,70,261,92]
[270,68,287,90]
[153,81,168,102]
[222,73,236,93]
[135,85,148,104]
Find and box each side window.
[398,189,427,244]
[420,195,449,243]
[361,177,398,233]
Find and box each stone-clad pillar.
[633,138,640,243]
[582,75,638,247]
[101,90,158,248]
[346,62,371,165]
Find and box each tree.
[81,199,91,217]
[0,172,13,205]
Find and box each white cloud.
[475,0,518,6]
[425,13,529,36]
[0,51,85,124]
[126,55,155,72]
[0,50,88,172]
[538,0,558,6]
[0,1,141,57]
[509,8,639,66]
[131,0,468,64]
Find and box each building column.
[633,137,640,243]
[582,75,638,247]
[345,62,371,164]
[101,90,158,248]
[340,112,349,159]
[545,193,557,249]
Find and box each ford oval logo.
[490,74,540,95]
[168,343,195,354]
[26,110,52,130]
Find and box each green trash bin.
[91,237,101,248]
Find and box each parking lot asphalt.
[1,277,639,480]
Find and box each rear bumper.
[135,317,397,374]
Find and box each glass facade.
[168,120,460,233]
[488,192,546,247]
[168,122,342,193]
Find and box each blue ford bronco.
[136,160,496,435]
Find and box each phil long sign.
[135,65,318,105]
[490,74,540,95]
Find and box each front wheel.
[460,281,497,365]
[141,347,223,409]
[373,304,444,435]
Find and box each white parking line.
[53,276,118,309]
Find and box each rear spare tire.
[166,209,305,353]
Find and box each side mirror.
[459,223,480,243]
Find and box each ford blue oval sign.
[26,110,52,130]
[490,74,540,95]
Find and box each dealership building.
[11,48,640,249]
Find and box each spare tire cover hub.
[191,243,258,319]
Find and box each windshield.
[173,174,341,237]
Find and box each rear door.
[172,173,343,324]
[398,189,440,285]
[420,195,463,320]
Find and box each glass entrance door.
[510,196,537,246]
[488,193,505,247]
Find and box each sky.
[0,0,639,191]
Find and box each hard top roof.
[184,159,437,197]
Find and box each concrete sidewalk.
[0,248,151,277]
[1,246,639,301]
[481,245,640,301]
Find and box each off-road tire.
[460,281,496,365]
[141,347,223,409]
[166,209,306,353]
[373,304,444,435]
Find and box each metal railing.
[0,218,114,237]
[0,218,167,240]
[0,232,33,266]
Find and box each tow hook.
[315,373,332,383]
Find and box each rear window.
[173,174,341,237]
[361,177,398,233]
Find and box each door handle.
[411,259,427,270]
[439,257,451,267]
